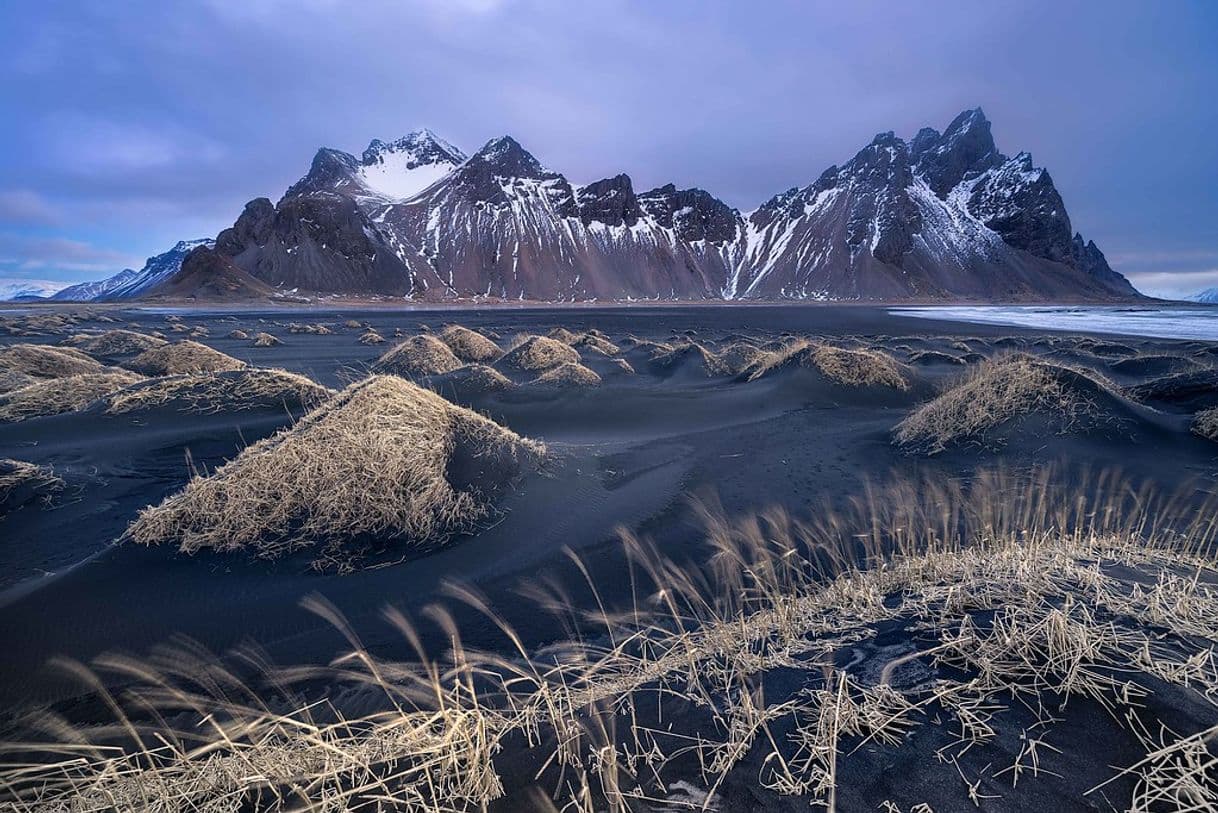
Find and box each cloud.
[0,233,141,281]
[0,190,60,226]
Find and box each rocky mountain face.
[53,239,214,301]
[101,114,1141,302]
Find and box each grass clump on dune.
[358,329,386,345]
[572,333,620,356]
[0,458,63,515]
[742,341,908,388]
[251,332,281,347]
[104,369,333,416]
[0,343,108,380]
[125,340,246,376]
[545,326,582,344]
[531,361,602,388]
[439,325,502,363]
[431,364,514,398]
[650,342,730,376]
[1194,408,1218,443]
[372,334,461,376]
[12,471,1218,812]
[0,371,144,422]
[125,375,545,561]
[497,335,580,371]
[62,329,167,358]
[894,354,1113,454]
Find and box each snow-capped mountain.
[158,110,1141,302]
[54,239,214,301]
[1187,288,1218,304]
[0,279,68,301]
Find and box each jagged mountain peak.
[467,135,555,179]
[914,107,1003,197]
[362,129,466,167]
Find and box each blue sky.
[1,0,1215,297]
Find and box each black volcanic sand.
[1,305,1217,810]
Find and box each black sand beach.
[2,304,1216,810]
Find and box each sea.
[889,305,1218,342]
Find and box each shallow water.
[890,304,1218,341]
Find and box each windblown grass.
[357,330,386,345]
[0,343,108,380]
[126,341,247,376]
[430,364,514,398]
[438,325,501,363]
[572,334,619,356]
[894,354,1117,454]
[650,342,730,376]
[531,362,602,388]
[104,369,333,415]
[742,341,909,388]
[124,375,544,561]
[1194,407,1218,443]
[0,458,63,515]
[62,329,167,358]
[252,332,281,347]
[497,335,580,372]
[0,371,143,422]
[372,335,461,377]
[545,327,582,344]
[6,470,1218,811]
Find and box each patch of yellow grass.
[573,333,620,356]
[227,329,249,340]
[104,369,333,415]
[546,326,582,344]
[251,332,281,347]
[125,375,545,559]
[531,362,602,388]
[894,354,1112,454]
[497,335,580,371]
[741,341,908,388]
[0,343,108,380]
[373,335,461,376]
[651,342,730,376]
[439,325,502,363]
[1194,408,1218,443]
[358,329,386,345]
[125,340,246,376]
[0,371,144,422]
[62,329,167,358]
[0,458,63,513]
[433,364,514,396]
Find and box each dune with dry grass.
[125,340,247,376]
[497,335,580,371]
[1194,407,1218,443]
[742,341,909,389]
[104,369,333,416]
[0,343,109,381]
[894,354,1119,454]
[372,335,462,376]
[572,333,620,356]
[0,371,144,422]
[7,471,1218,811]
[650,341,730,376]
[124,375,545,562]
[61,329,167,358]
[252,332,281,347]
[438,325,502,363]
[531,361,602,388]
[358,330,386,345]
[0,458,63,515]
[430,364,514,398]
[545,326,582,345]
[228,329,250,340]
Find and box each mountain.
[144,110,1143,302]
[0,279,68,301]
[1187,288,1218,304]
[143,246,275,300]
[52,239,214,301]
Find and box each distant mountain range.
[1187,288,1218,304]
[48,109,1140,303]
[0,279,68,301]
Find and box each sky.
[0,1,1216,298]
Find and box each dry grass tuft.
[894,354,1115,454]
[432,364,514,397]
[439,325,502,363]
[342,319,365,329]
[358,330,386,345]
[610,358,635,375]
[651,342,730,376]
[0,458,63,514]
[497,335,581,371]
[125,340,247,376]
[373,335,461,376]
[9,470,1218,812]
[125,375,544,560]
[227,329,249,340]
[546,326,582,344]
[572,334,620,356]
[62,329,167,358]
[0,371,144,422]
[531,362,602,388]
[104,369,333,415]
[716,341,769,375]
[1194,407,1218,443]
[0,370,35,395]
[252,332,281,347]
[0,343,108,380]
[742,341,908,388]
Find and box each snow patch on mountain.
[0,279,68,301]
